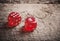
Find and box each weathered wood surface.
[0,0,60,4]
[0,4,60,41]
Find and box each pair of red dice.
[8,12,37,32]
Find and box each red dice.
[8,12,21,28]
[22,17,37,32]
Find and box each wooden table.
[0,4,60,41]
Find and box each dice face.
[22,17,37,32]
[8,12,21,28]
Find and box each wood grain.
[0,4,60,41]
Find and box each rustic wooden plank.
[0,0,60,4]
[0,4,60,41]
